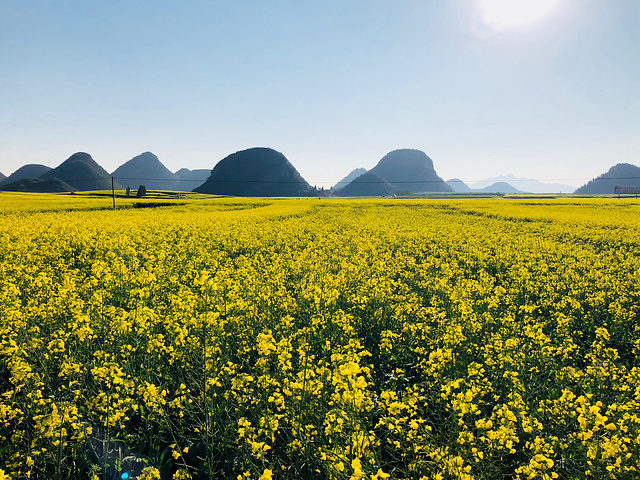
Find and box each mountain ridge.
[338,171,408,197]
[175,168,211,191]
[41,152,119,191]
[368,149,452,193]
[112,152,179,191]
[0,164,52,187]
[575,163,640,194]
[4,154,637,196]
[0,177,76,193]
[479,182,523,194]
[194,147,316,197]
[333,168,367,190]
[471,174,575,193]
[446,178,472,192]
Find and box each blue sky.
[1,0,639,188]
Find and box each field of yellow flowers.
[1,193,639,480]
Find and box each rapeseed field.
[0,194,639,479]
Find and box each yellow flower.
[258,468,273,480]
[139,467,161,480]
[350,458,364,480]
[371,468,390,479]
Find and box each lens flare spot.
[480,0,561,29]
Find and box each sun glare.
[480,0,561,30]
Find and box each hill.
[41,152,117,191]
[479,182,523,194]
[446,178,472,192]
[0,164,52,187]
[0,177,76,193]
[333,168,367,190]
[338,171,408,197]
[194,147,316,197]
[175,168,211,191]
[0,172,5,182]
[471,174,575,193]
[112,152,178,191]
[575,163,640,194]
[368,149,452,193]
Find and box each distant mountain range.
[447,178,524,194]
[0,164,52,188]
[1,153,116,192]
[0,152,210,193]
[1,149,638,197]
[479,182,523,194]
[469,174,575,193]
[334,149,452,196]
[333,168,367,190]
[109,152,211,191]
[339,171,408,197]
[175,168,210,187]
[446,178,472,192]
[447,175,575,194]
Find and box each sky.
[1,0,639,188]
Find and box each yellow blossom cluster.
[0,193,639,479]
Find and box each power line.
[8,174,640,187]
[51,176,640,184]
[112,177,205,182]
[113,175,640,184]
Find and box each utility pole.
[111,177,116,210]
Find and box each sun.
[480,0,561,30]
